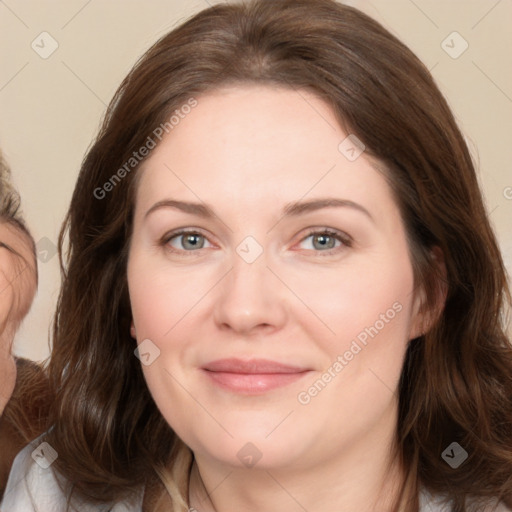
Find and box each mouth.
[201,358,312,395]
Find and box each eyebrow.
[144,197,374,223]
[0,241,15,254]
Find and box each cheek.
[128,253,186,337]
[323,254,416,404]
[127,250,208,389]
[291,255,415,439]
[0,354,16,414]
[289,250,415,351]
[127,256,187,417]
[0,270,14,326]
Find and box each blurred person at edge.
[0,150,52,498]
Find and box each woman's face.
[127,85,425,470]
[0,222,36,414]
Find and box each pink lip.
[203,358,308,374]
[201,358,312,394]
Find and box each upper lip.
[202,358,310,374]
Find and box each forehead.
[147,85,343,173]
[134,85,397,224]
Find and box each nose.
[213,243,288,336]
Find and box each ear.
[408,246,448,340]
[130,321,137,339]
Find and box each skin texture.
[0,222,36,415]
[127,85,428,512]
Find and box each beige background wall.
[1,0,511,361]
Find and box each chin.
[189,425,311,470]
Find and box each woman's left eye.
[296,229,351,255]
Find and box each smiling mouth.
[203,371,311,394]
[201,358,312,394]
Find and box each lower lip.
[202,370,310,394]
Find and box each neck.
[188,403,405,512]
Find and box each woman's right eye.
[163,230,214,253]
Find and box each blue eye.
[161,228,351,256]
[298,229,351,255]
[165,230,212,251]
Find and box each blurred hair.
[0,149,38,291]
[45,0,512,511]
[0,149,23,228]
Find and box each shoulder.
[1,435,144,512]
[420,487,512,512]
[1,436,68,512]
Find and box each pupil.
[315,234,333,250]
[185,234,202,249]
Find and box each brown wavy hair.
[45,0,512,510]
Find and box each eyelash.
[160,228,352,257]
